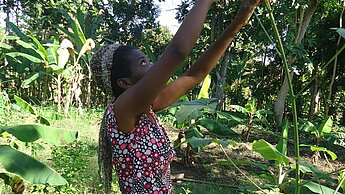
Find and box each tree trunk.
[274,71,294,125]
[274,0,319,126]
[308,78,320,120]
[215,49,230,111]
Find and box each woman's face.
[127,49,153,83]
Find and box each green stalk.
[334,172,345,194]
[263,1,300,193]
[219,145,265,192]
[254,11,281,56]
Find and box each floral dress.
[105,103,174,194]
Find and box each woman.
[92,0,263,193]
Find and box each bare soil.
[166,125,345,192]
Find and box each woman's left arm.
[153,0,262,112]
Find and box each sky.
[154,0,182,34]
[0,1,182,33]
[0,12,5,28]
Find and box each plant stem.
[253,11,281,56]
[219,145,265,193]
[334,171,345,194]
[263,1,300,193]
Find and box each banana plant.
[0,124,78,192]
[4,20,95,114]
[57,8,99,110]
[300,117,337,164]
[167,98,239,165]
[229,98,272,140]
[5,20,62,101]
[220,121,339,194]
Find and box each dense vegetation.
[0,0,344,193]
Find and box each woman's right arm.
[114,0,214,133]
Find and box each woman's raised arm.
[153,0,263,112]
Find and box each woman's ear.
[117,78,133,90]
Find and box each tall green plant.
[263,1,301,193]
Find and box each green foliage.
[188,137,236,149]
[302,181,341,194]
[253,139,290,166]
[14,95,50,125]
[196,118,238,138]
[173,98,218,125]
[336,28,345,39]
[1,124,78,145]
[0,97,78,191]
[0,145,67,185]
[50,142,111,193]
[197,75,212,99]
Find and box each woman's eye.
[141,61,147,66]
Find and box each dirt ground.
[166,125,345,192]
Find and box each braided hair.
[91,44,135,193]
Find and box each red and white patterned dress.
[105,103,174,194]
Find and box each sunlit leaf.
[49,65,64,72]
[47,47,58,65]
[318,117,333,136]
[28,35,47,57]
[174,98,217,124]
[339,170,345,192]
[302,120,317,134]
[76,38,95,63]
[0,42,13,50]
[197,75,211,99]
[0,145,67,185]
[21,73,40,88]
[310,145,337,160]
[277,121,289,157]
[229,105,248,114]
[6,52,42,63]
[302,181,340,194]
[245,99,256,113]
[216,111,247,124]
[3,124,78,145]
[16,39,36,50]
[336,28,345,39]
[13,95,36,115]
[2,35,19,40]
[253,139,290,165]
